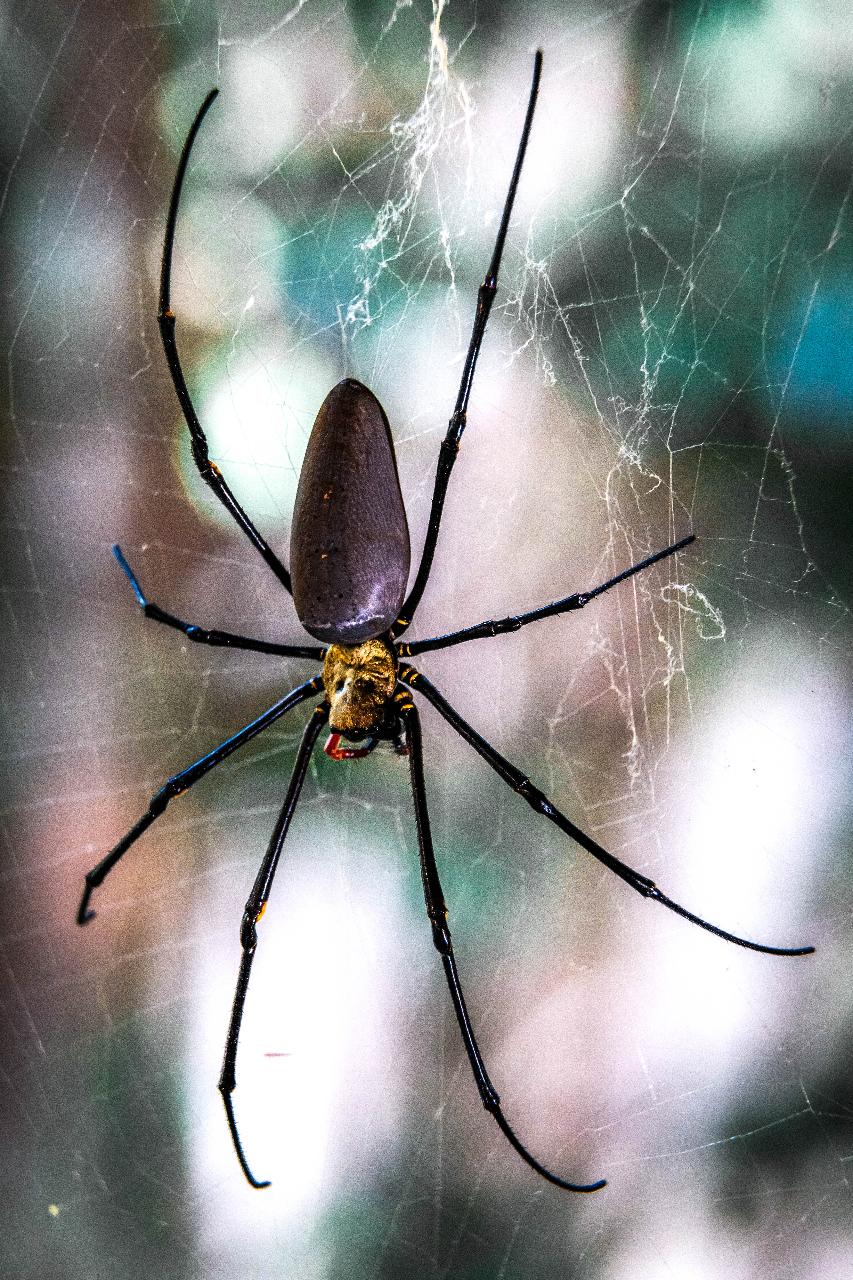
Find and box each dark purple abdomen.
[290,379,411,644]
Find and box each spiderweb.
[2,1,851,1278]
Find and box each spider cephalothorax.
[322,636,399,757]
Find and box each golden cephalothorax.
[322,637,396,736]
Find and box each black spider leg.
[77,676,323,925]
[219,702,329,1189]
[401,668,814,958]
[393,51,543,637]
[113,545,324,660]
[402,534,695,656]
[399,693,606,1193]
[158,87,293,596]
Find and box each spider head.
[322,637,397,742]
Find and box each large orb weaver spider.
[78,52,814,1193]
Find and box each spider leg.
[158,88,293,597]
[399,693,606,1193]
[402,534,695,656]
[219,702,328,1189]
[113,546,324,659]
[400,667,815,958]
[394,52,543,637]
[77,675,323,925]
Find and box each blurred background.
[1,0,851,1276]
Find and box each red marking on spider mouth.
[324,732,376,760]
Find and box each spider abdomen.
[290,379,410,644]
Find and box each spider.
[78,52,814,1194]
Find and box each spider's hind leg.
[157,87,293,597]
[393,52,543,637]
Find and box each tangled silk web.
[324,7,845,778]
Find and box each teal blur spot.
[770,280,853,426]
[588,173,848,443]
[278,204,411,338]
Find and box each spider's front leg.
[401,666,815,958]
[398,692,606,1193]
[219,702,328,1189]
[77,676,323,925]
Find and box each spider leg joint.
[515,776,551,815]
[430,919,452,955]
[480,1084,501,1112]
[239,909,259,952]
